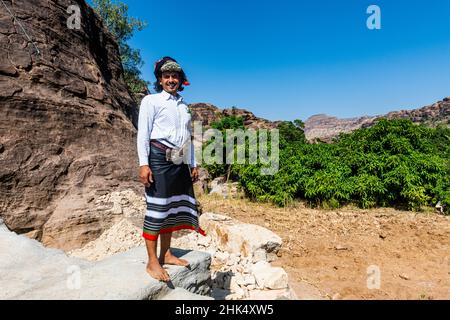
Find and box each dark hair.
[153,56,188,93]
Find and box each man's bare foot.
[146,258,170,281]
[160,250,190,267]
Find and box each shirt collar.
[161,90,183,102]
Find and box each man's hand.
[191,167,199,182]
[139,165,153,187]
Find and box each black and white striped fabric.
[142,144,205,240]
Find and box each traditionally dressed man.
[137,56,205,281]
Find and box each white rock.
[242,274,256,286]
[252,249,267,263]
[214,251,230,265]
[229,276,241,293]
[251,261,288,290]
[204,247,217,258]
[0,226,212,299]
[200,213,282,261]
[234,265,244,274]
[197,235,211,247]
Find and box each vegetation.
[202,115,245,179]
[91,0,148,99]
[204,117,450,213]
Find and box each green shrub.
[203,117,450,213]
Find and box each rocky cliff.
[0,0,139,250]
[191,97,449,143]
[189,103,280,129]
[304,98,450,142]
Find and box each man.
[137,56,205,281]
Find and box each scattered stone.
[214,251,230,265]
[68,219,144,261]
[399,274,410,280]
[251,261,289,290]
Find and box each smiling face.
[160,71,181,95]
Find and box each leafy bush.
[204,117,449,213]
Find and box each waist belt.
[150,140,172,151]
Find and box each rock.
[252,249,267,262]
[243,275,256,286]
[229,275,243,293]
[68,219,144,261]
[251,261,289,290]
[200,213,282,261]
[197,235,212,247]
[0,226,212,299]
[435,201,444,214]
[213,270,232,290]
[189,103,279,130]
[208,178,241,199]
[210,288,228,300]
[304,98,450,143]
[0,51,17,75]
[0,0,139,250]
[399,274,410,280]
[214,251,230,265]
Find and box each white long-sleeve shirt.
[137,90,196,167]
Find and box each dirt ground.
[198,194,450,300]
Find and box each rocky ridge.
[0,0,140,250]
[304,98,450,142]
[189,103,280,129]
[190,98,449,143]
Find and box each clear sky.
[117,0,450,121]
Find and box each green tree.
[236,119,449,212]
[203,116,245,179]
[91,0,149,99]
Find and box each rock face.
[189,103,280,129]
[304,98,450,142]
[304,114,374,143]
[191,98,449,143]
[0,220,212,299]
[0,0,140,250]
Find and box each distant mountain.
[304,97,450,142]
[190,97,449,143]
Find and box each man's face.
[160,71,180,95]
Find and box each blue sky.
[115,0,450,121]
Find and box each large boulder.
[0,221,212,299]
[0,0,140,250]
[199,212,282,262]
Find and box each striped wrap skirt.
[142,143,206,240]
